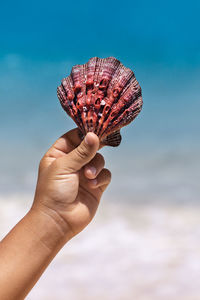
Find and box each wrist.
[27,205,73,252]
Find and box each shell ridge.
[106,62,124,93]
[89,58,112,135]
[101,130,122,147]
[67,75,87,134]
[98,74,136,137]
[120,75,137,98]
[102,96,143,137]
[99,87,142,138]
[60,83,85,132]
[92,61,138,136]
[70,65,88,133]
[97,65,135,137]
[95,60,123,137]
[87,58,100,132]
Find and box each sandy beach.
[1,195,200,300]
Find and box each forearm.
[0,206,71,300]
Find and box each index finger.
[45,128,82,158]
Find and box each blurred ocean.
[0,54,200,299]
[0,54,199,202]
[1,0,200,298]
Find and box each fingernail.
[85,133,94,145]
[88,166,96,175]
[85,134,89,144]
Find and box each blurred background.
[0,0,200,299]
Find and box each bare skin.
[0,128,111,300]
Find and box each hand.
[0,128,111,300]
[32,128,111,240]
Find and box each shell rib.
[57,57,143,147]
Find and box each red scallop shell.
[57,57,143,147]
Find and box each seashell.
[57,57,143,147]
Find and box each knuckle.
[95,153,105,167]
[99,153,105,166]
[75,145,88,160]
[105,169,112,182]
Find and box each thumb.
[61,132,99,173]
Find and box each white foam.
[1,196,200,300]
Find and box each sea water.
[0,55,200,299]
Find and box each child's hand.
[33,128,111,240]
[0,128,111,299]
